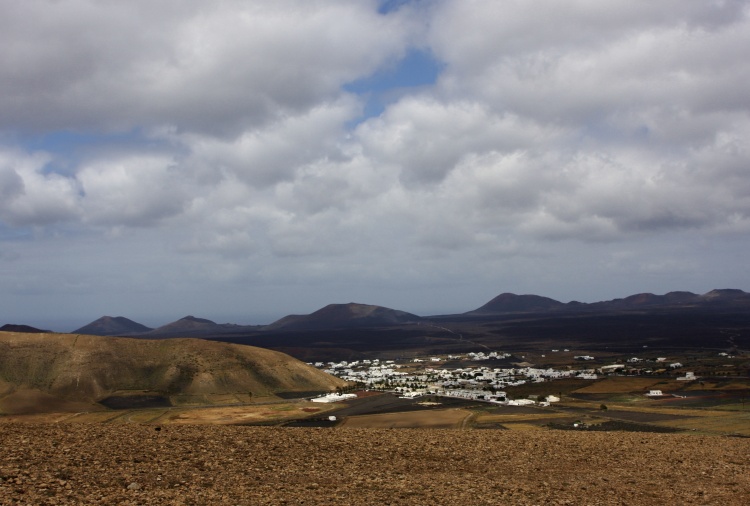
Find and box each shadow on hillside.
[99,395,172,409]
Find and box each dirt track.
[1,423,748,505]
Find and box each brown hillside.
[0,332,344,414]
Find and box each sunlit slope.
[0,332,344,414]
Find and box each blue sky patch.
[344,48,444,124]
[345,48,443,94]
[23,129,160,175]
[26,129,145,154]
[378,0,414,15]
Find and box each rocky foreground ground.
[1,423,748,505]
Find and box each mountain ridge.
[464,288,750,315]
[17,288,750,337]
[0,324,51,334]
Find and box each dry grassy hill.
[0,332,345,414]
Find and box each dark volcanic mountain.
[580,289,750,311]
[41,288,750,364]
[174,288,750,362]
[73,316,152,336]
[582,291,698,310]
[467,289,750,315]
[266,303,422,331]
[145,316,259,337]
[151,315,219,334]
[700,288,750,302]
[0,324,50,333]
[466,293,566,315]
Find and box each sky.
[1,0,750,331]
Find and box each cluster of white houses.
[312,351,703,404]
[313,355,599,403]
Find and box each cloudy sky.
[2,0,750,330]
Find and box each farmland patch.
[341,409,471,429]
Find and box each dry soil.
[1,423,748,505]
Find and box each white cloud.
[0,149,80,226]
[357,98,565,184]
[2,0,750,326]
[430,1,750,127]
[0,0,412,134]
[77,154,189,227]
[180,97,359,187]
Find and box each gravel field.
[1,423,748,505]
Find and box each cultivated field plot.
[593,409,696,423]
[500,423,551,431]
[549,401,750,436]
[324,392,483,418]
[595,406,750,434]
[472,411,578,430]
[572,376,672,394]
[340,408,471,428]
[0,402,336,426]
[169,393,261,406]
[655,389,750,409]
[645,408,750,435]
[683,380,750,391]
[153,403,336,425]
[0,410,121,424]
